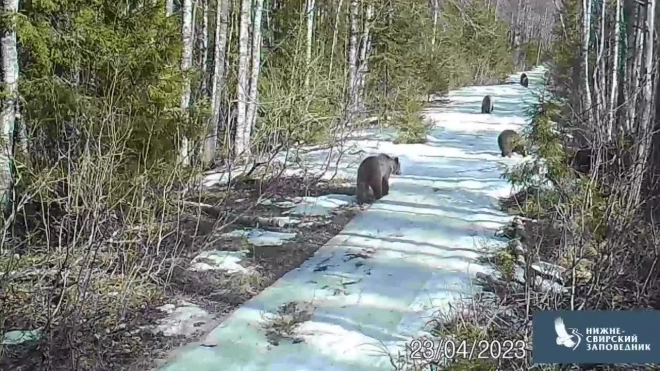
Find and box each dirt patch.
[248,209,355,282]
[166,176,357,309]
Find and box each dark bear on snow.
[564,135,635,176]
[498,129,527,157]
[481,95,494,114]
[565,147,592,175]
[520,73,529,87]
[356,154,401,204]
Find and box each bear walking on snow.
[498,129,527,157]
[356,154,402,204]
[481,95,494,114]
[520,73,529,87]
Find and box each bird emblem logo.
[554,317,582,351]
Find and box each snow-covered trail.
[159,67,547,371]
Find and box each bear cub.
[356,154,401,204]
[498,129,527,157]
[520,73,529,87]
[481,95,494,114]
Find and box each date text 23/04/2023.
[408,337,527,362]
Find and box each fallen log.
[181,201,288,228]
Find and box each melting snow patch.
[531,261,566,282]
[299,220,331,228]
[514,266,567,294]
[220,228,297,246]
[281,194,355,216]
[260,199,297,208]
[294,321,394,363]
[189,250,251,274]
[246,230,297,246]
[222,229,251,238]
[154,302,213,337]
[201,165,249,188]
[2,329,42,345]
[282,217,302,225]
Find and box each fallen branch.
[181,200,289,228]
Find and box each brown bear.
[498,129,527,157]
[565,147,592,175]
[481,95,494,114]
[356,154,402,204]
[520,73,529,87]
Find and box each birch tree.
[628,0,657,203]
[0,0,18,210]
[178,0,194,165]
[511,0,523,64]
[607,0,621,138]
[245,0,264,132]
[202,0,231,166]
[356,1,373,111]
[234,0,252,158]
[346,0,360,119]
[199,0,210,95]
[431,0,439,48]
[591,0,606,135]
[638,0,655,133]
[581,0,593,126]
[166,0,174,16]
[623,1,643,133]
[328,0,344,77]
[304,0,316,88]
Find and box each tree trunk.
[328,0,344,78]
[199,0,210,96]
[552,0,569,39]
[234,0,253,159]
[245,0,264,133]
[592,0,606,138]
[638,0,655,132]
[581,0,593,126]
[608,0,622,139]
[304,0,316,88]
[166,0,174,15]
[624,2,643,133]
[628,0,655,205]
[346,0,360,121]
[512,0,523,65]
[0,0,18,211]
[202,0,231,166]
[431,0,439,48]
[264,0,273,48]
[178,0,194,166]
[356,1,373,111]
